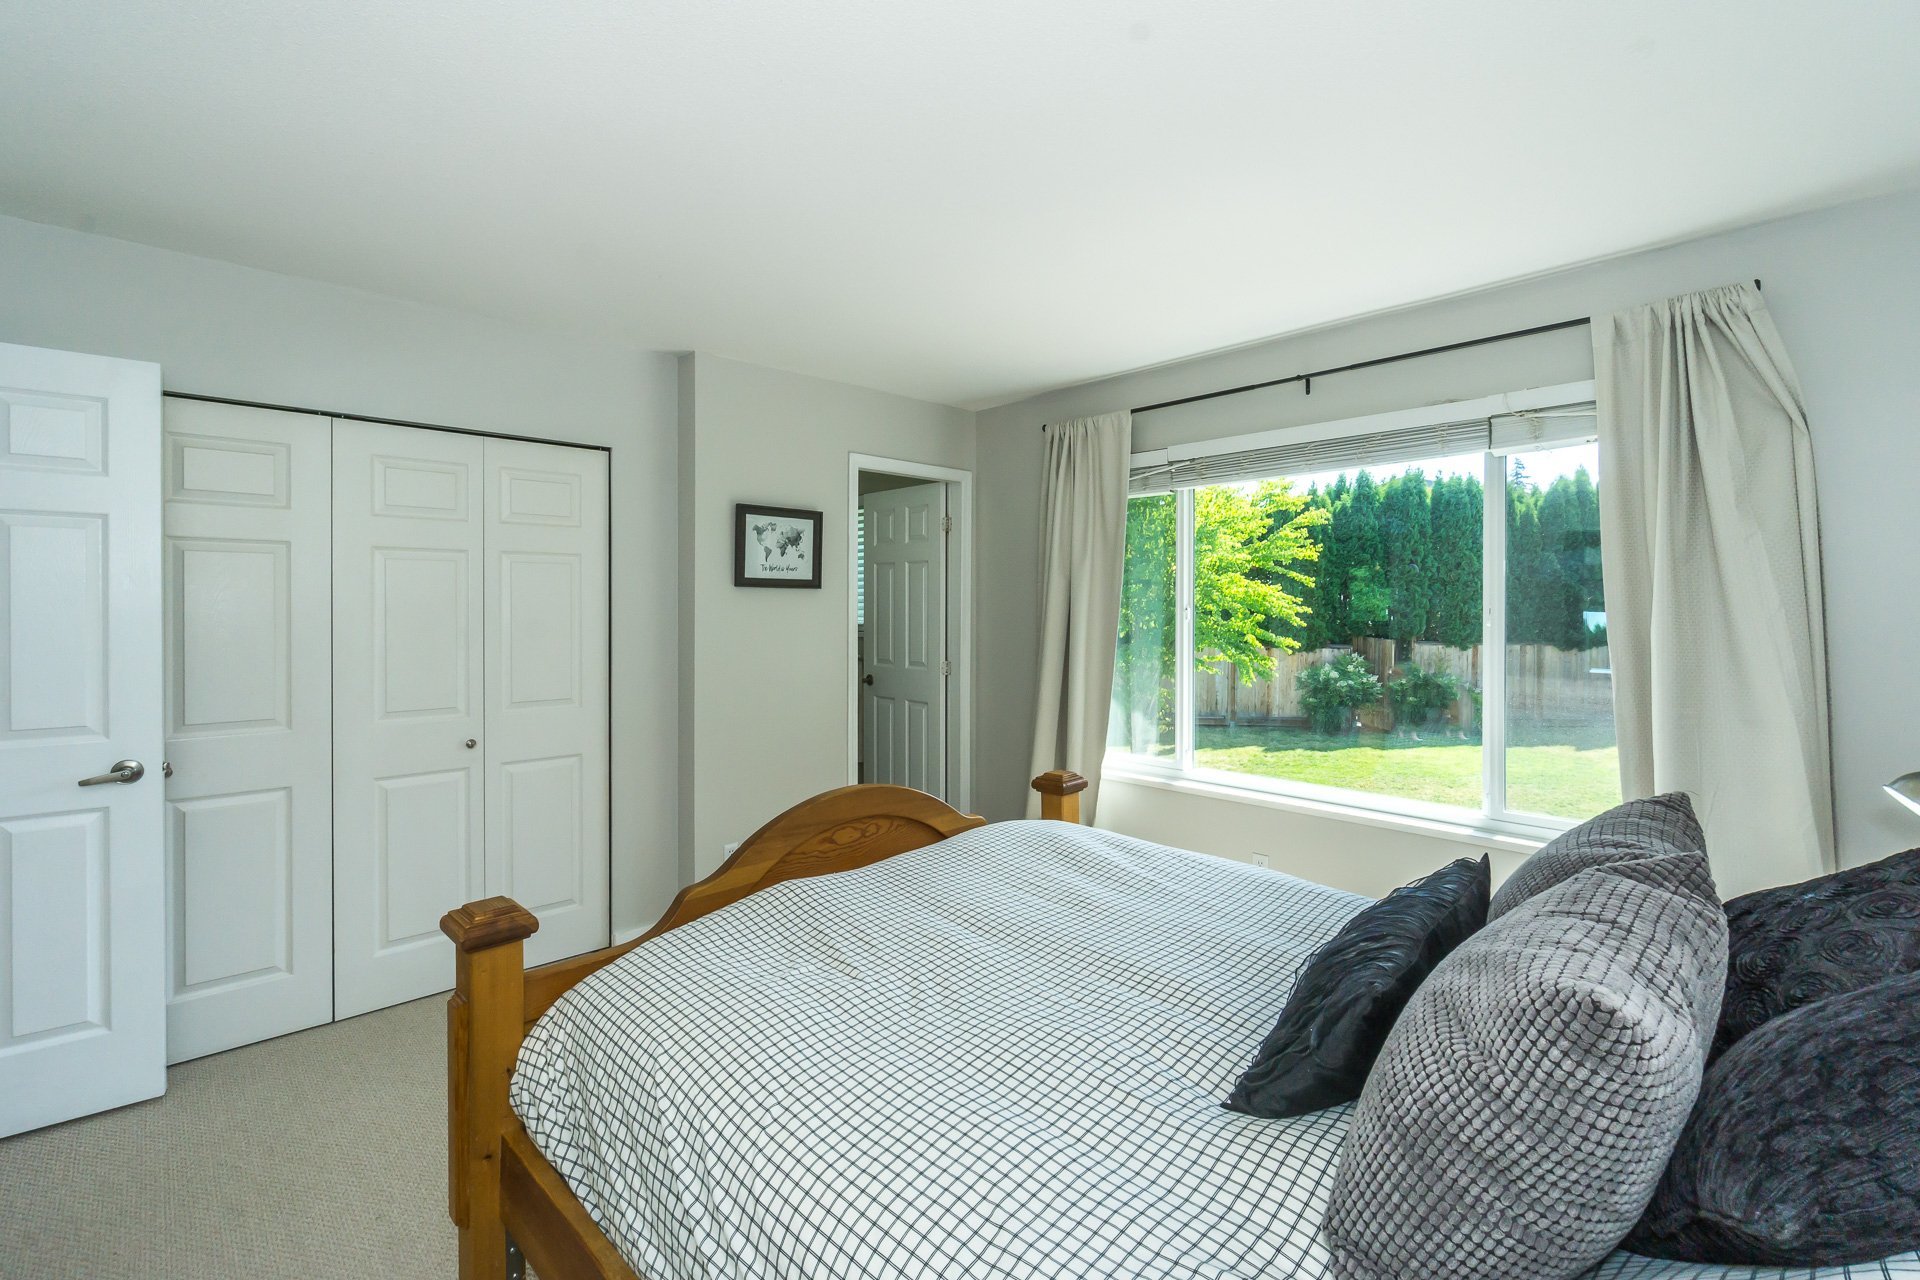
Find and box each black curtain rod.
[1129,316,1589,416]
[1040,279,1762,429]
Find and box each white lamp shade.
[1887,772,1920,817]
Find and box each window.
[1108,388,1620,832]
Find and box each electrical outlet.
[1250,851,1272,870]
[723,840,741,859]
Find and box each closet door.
[332,422,485,1017]
[162,400,332,1061]
[484,440,609,967]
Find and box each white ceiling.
[3,1,1918,408]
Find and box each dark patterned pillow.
[1489,792,1705,921]
[1223,855,1489,1119]
[1630,970,1920,1266]
[1323,850,1726,1280]
[1714,846,1920,1059]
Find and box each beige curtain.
[1594,282,1834,896]
[1027,411,1132,820]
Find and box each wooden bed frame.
[440,769,1089,1280]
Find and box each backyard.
[1192,719,1619,820]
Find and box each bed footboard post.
[1032,770,1088,823]
[442,897,539,1280]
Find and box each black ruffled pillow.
[1715,846,1920,1059]
[1223,855,1488,1119]
[1629,970,1920,1266]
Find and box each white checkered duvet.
[512,820,1920,1280]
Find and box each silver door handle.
[78,759,145,787]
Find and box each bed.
[442,772,1920,1280]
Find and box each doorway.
[848,455,972,808]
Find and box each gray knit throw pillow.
[1488,791,1706,921]
[1323,850,1727,1280]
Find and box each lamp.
[1887,772,1920,818]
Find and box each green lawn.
[1193,722,1620,820]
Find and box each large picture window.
[1108,389,1620,832]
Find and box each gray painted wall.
[975,188,1920,890]
[677,354,976,881]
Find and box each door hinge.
[940,658,951,677]
[941,513,953,534]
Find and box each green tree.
[1425,473,1483,647]
[1379,470,1433,646]
[1320,470,1384,641]
[1193,481,1327,680]
[1112,482,1328,695]
[1506,473,1547,644]
[1113,493,1177,747]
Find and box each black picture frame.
[733,502,824,589]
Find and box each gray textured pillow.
[1322,851,1727,1280]
[1488,791,1706,920]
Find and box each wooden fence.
[1194,640,1610,729]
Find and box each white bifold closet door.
[332,422,608,1018]
[479,436,611,972]
[162,399,333,1063]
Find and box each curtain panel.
[1028,411,1132,820]
[1595,282,1834,895]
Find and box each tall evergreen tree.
[1327,471,1385,640]
[1505,473,1547,645]
[1425,473,1483,647]
[1379,470,1432,647]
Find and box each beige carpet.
[0,996,458,1279]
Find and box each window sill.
[1100,758,1554,856]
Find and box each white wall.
[976,189,1920,893]
[677,354,976,880]
[0,214,682,936]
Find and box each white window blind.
[1130,417,1491,494]
[1488,405,1598,454]
[1127,383,1597,494]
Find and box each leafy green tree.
[1112,493,1177,747]
[1113,482,1328,694]
[1194,481,1327,680]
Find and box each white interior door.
[862,482,948,796]
[483,439,609,968]
[0,341,165,1136]
[332,421,485,1017]
[161,399,332,1061]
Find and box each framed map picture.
[734,503,823,588]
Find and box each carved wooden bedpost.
[443,897,539,1280]
[1032,770,1088,823]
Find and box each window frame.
[1106,384,1604,842]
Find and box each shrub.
[1297,652,1383,735]
[1386,662,1460,735]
